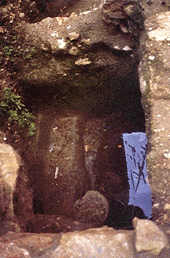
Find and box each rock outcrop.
[0,218,169,258]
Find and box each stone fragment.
[134,218,169,255]
[55,38,68,51]
[19,12,25,18]
[81,38,91,45]
[73,191,109,226]
[50,227,134,258]
[68,46,79,55]
[164,203,170,210]
[68,32,80,41]
[75,57,92,66]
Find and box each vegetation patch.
[0,87,36,136]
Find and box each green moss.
[3,46,14,57]
[0,87,36,136]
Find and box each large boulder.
[0,144,20,219]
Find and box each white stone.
[57,38,67,49]
[51,32,58,37]
[148,55,155,61]
[55,167,59,179]
[123,46,132,51]
[19,12,25,18]
[163,152,170,159]
[75,58,92,66]
[68,32,80,41]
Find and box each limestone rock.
[0,228,135,258]
[73,191,109,225]
[50,227,134,258]
[133,218,169,255]
[0,144,21,219]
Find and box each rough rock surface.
[134,217,169,255]
[0,219,169,258]
[139,11,170,225]
[73,190,109,225]
[0,144,20,219]
[17,0,141,89]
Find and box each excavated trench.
[13,66,147,233]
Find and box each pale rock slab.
[134,218,169,255]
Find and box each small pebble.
[19,12,25,18]
[164,203,170,210]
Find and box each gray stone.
[50,227,135,258]
[133,218,169,255]
[73,191,109,225]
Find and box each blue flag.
[122,132,152,219]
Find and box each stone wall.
[0,218,169,258]
[139,11,170,225]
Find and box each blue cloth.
[122,132,152,218]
